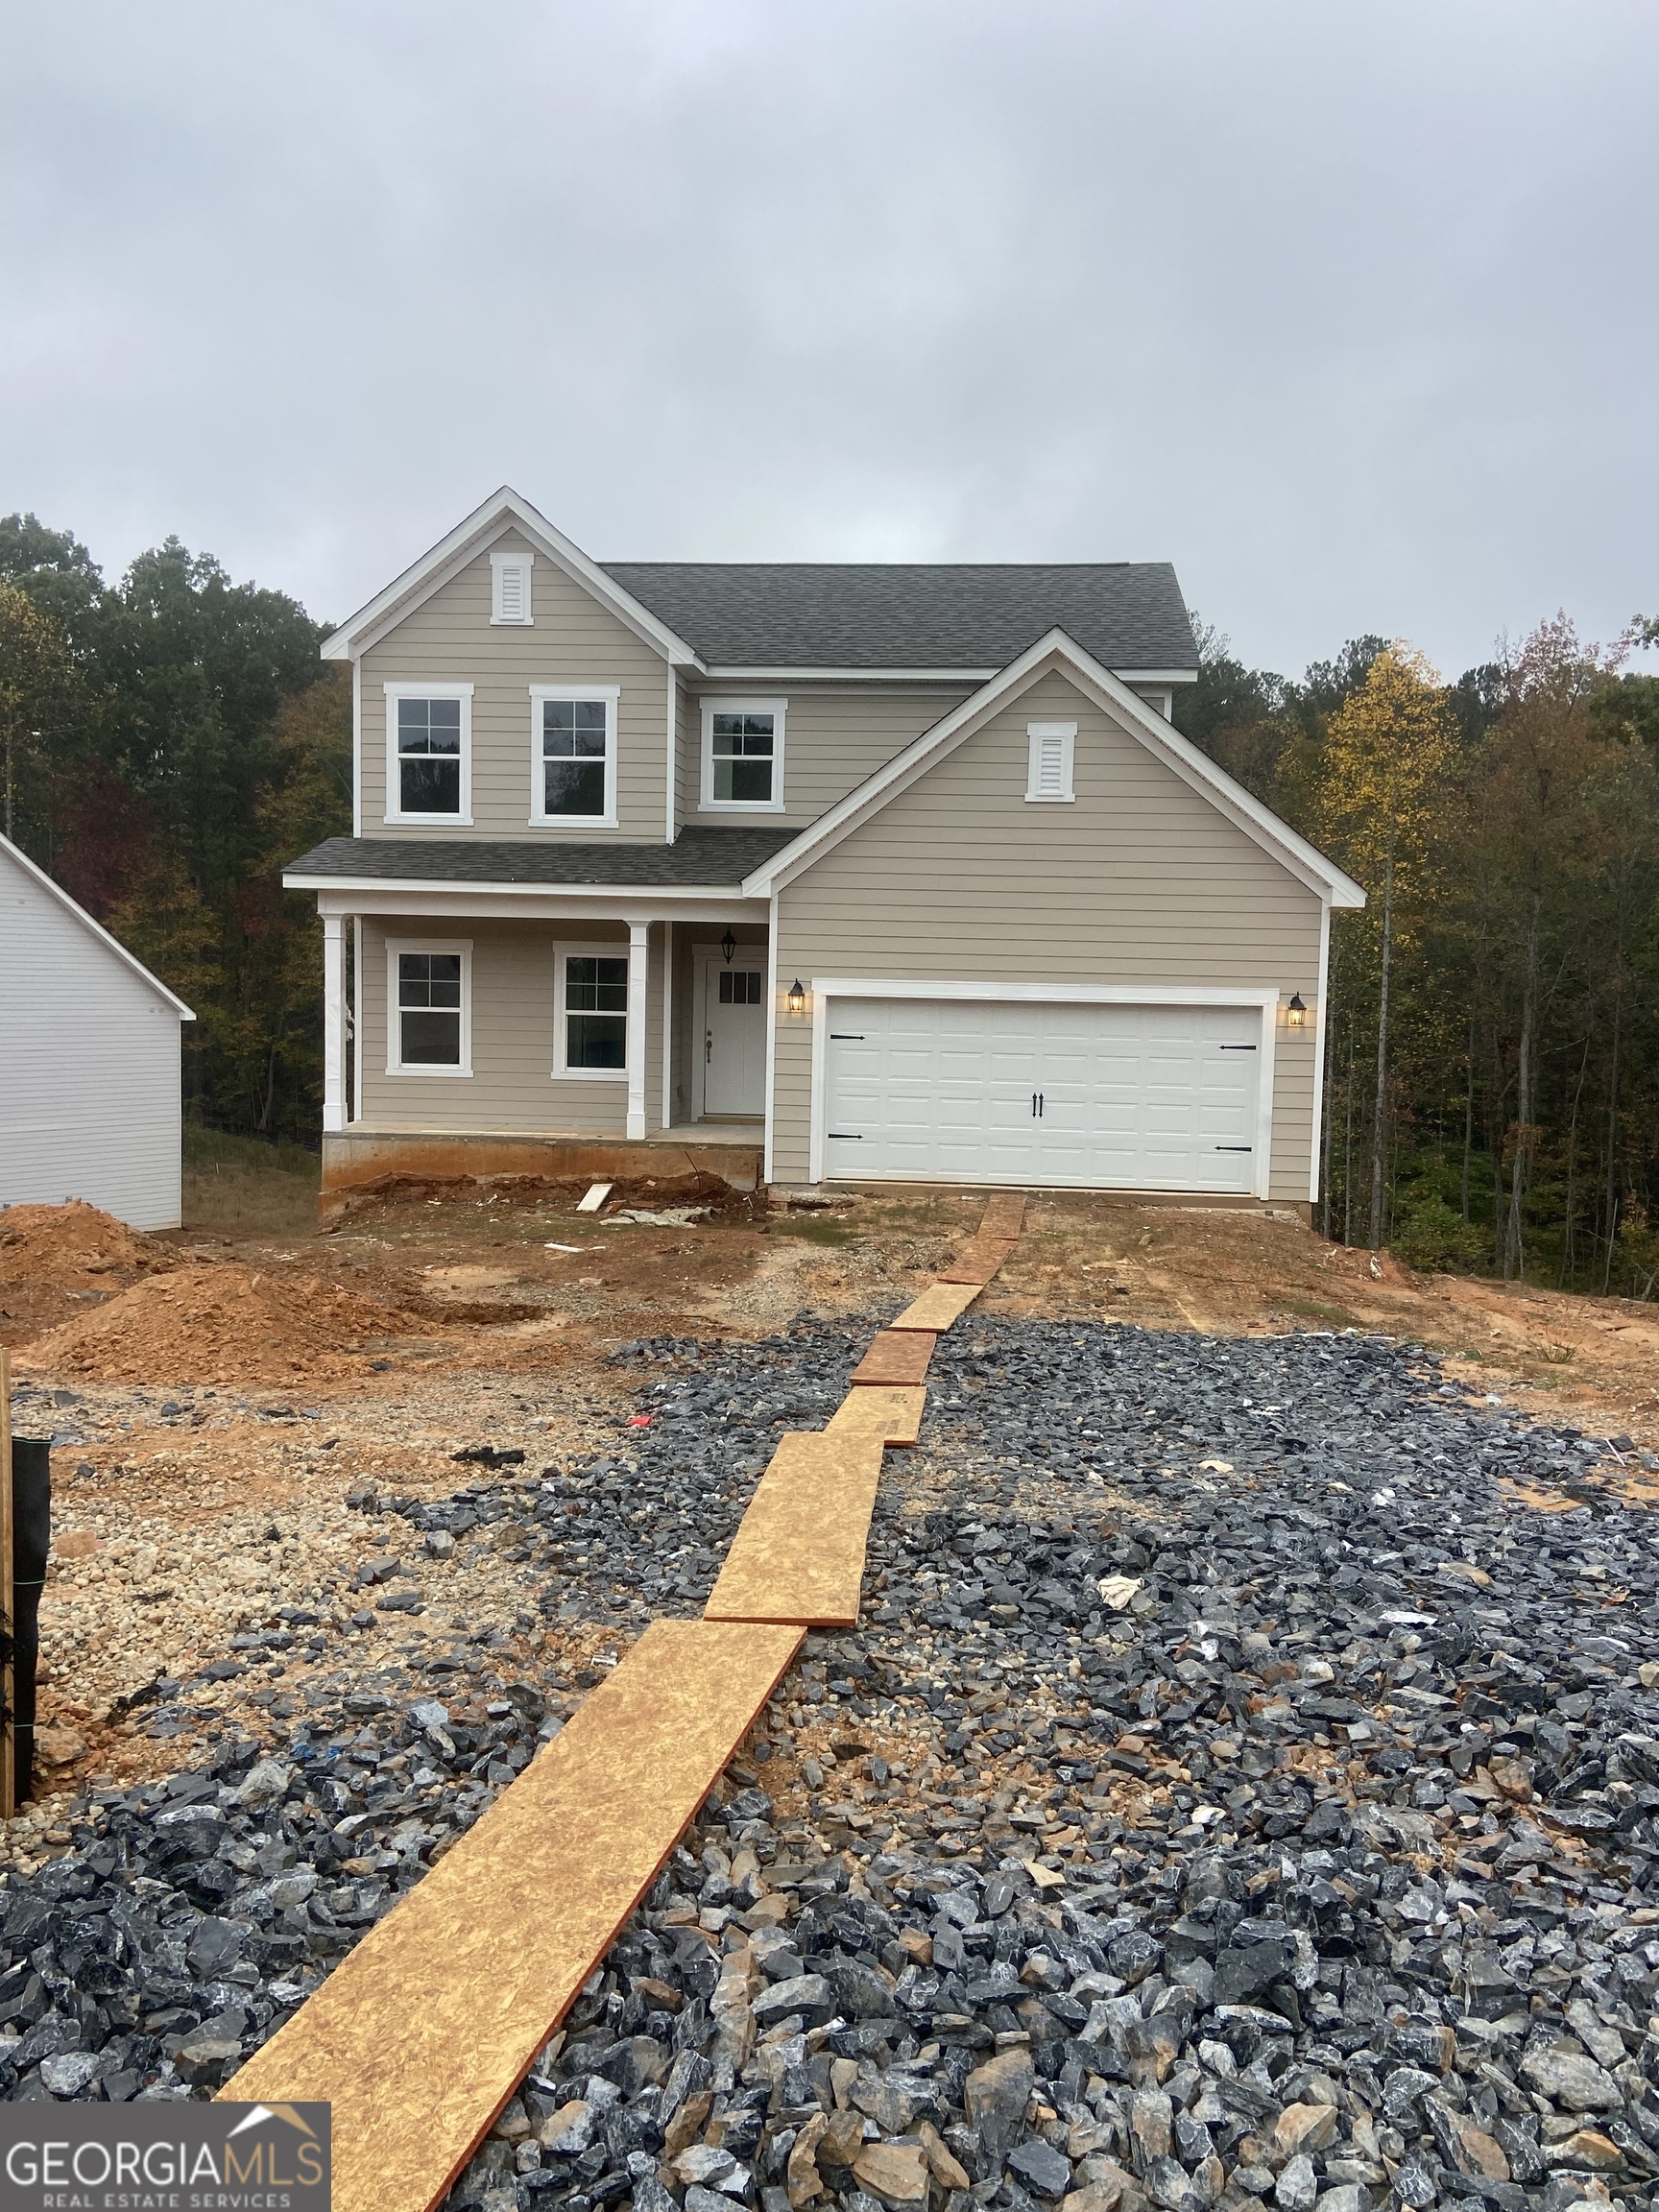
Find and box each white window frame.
[1025,720,1076,803]
[384,683,473,826]
[530,685,620,830]
[490,546,535,626]
[701,696,786,814]
[553,938,632,1081]
[385,937,473,1078]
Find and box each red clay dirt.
[0,1200,169,1347]
[18,1262,437,1387]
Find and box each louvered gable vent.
[1025,720,1075,803]
[490,548,535,625]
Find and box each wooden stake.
[0,1347,13,1821]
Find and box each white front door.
[703,958,767,1118]
[823,997,1264,1190]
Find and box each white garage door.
[823,998,1263,1190]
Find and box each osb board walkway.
[704,1432,886,1626]
[939,1235,1019,1285]
[225,1192,1026,2211]
[223,1619,802,2212]
[849,1328,935,1387]
[825,1384,926,1445]
[891,1280,982,1332]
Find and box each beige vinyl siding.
[685,685,973,830]
[675,682,700,834]
[358,917,669,1136]
[769,670,1324,1196]
[361,535,671,844]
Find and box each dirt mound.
[0,1200,154,1282]
[19,1262,430,1385]
[0,1200,169,1349]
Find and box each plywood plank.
[939,1236,1019,1285]
[978,1193,1027,1238]
[221,1619,802,2212]
[705,1431,886,1626]
[825,1385,926,1447]
[890,1281,982,1332]
[850,1330,935,1387]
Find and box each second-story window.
[531,685,619,828]
[385,685,472,823]
[702,697,786,812]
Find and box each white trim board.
[740,629,1365,910]
[805,978,1280,1198]
[322,489,703,668]
[0,829,194,1020]
[696,664,1199,684]
[296,882,767,923]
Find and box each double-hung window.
[387,941,471,1075]
[556,945,629,1074]
[531,685,619,827]
[385,684,472,824]
[701,697,785,812]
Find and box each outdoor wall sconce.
[787,979,806,1015]
[721,928,737,965]
[1286,992,1308,1028]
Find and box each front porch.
[317,889,781,1192]
[317,1122,764,1221]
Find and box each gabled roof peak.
[321,491,1198,676]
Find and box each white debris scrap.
[1095,1574,1143,1610]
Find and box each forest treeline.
[2,511,1655,1294]
[1173,613,1659,1295]
[0,515,349,1141]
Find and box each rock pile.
[3,1316,1658,2212]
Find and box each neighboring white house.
[0,830,194,1231]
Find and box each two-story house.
[284,487,1362,1212]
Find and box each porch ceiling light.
[721,928,737,965]
[787,978,806,1015]
[1286,992,1308,1028]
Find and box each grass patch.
[1282,1298,1358,1326]
[182,1126,321,1238]
[768,1217,859,1247]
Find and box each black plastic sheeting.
[8,1438,50,1805]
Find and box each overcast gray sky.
[5,1,1654,681]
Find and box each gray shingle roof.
[601,561,1196,671]
[282,828,795,889]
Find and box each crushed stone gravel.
[1,1316,1657,2212]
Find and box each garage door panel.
[824,996,1263,1190]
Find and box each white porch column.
[323,912,346,1134]
[626,919,649,1140]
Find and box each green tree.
[1316,647,1457,1248]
